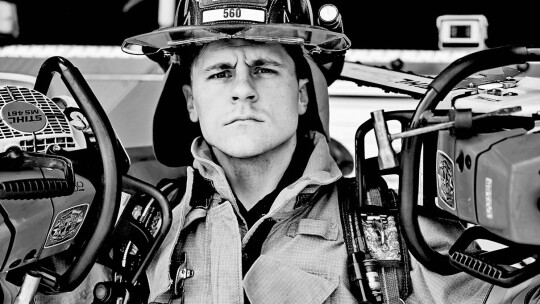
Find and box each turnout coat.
[148,132,357,303]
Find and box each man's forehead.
[195,39,292,66]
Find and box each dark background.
[10,0,540,49]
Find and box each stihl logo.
[396,78,430,89]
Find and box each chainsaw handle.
[0,147,75,199]
[32,56,121,292]
[400,46,540,275]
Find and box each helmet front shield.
[121,24,351,55]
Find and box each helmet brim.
[121,23,351,55]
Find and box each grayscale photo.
[0,1,540,303]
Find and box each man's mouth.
[226,116,263,125]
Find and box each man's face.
[182,39,309,158]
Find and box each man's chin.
[211,139,270,159]
[219,147,266,159]
[207,132,294,160]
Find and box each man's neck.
[213,136,297,211]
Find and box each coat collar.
[189,131,342,212]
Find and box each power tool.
[0,57,171,304]
[361,46,540,287]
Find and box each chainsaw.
[0,56,171,304]
[350,46,540,288]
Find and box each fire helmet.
[121,0,351,167]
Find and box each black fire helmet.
[121,0,351,167]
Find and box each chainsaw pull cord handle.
[399,46,540,275]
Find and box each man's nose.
[231,73,258,102]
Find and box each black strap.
[337,177,378,303]
[157,168,216,211]
[156,176,187,210]
[337,176,412,303]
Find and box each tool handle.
[372,110,399,170]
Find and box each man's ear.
[297,78,309,115]
[182,84,199,122]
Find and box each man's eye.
[209,71,231,79]
[254,68,276,75]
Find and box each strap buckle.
[171,252,194,303]
[362,214,402,264]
